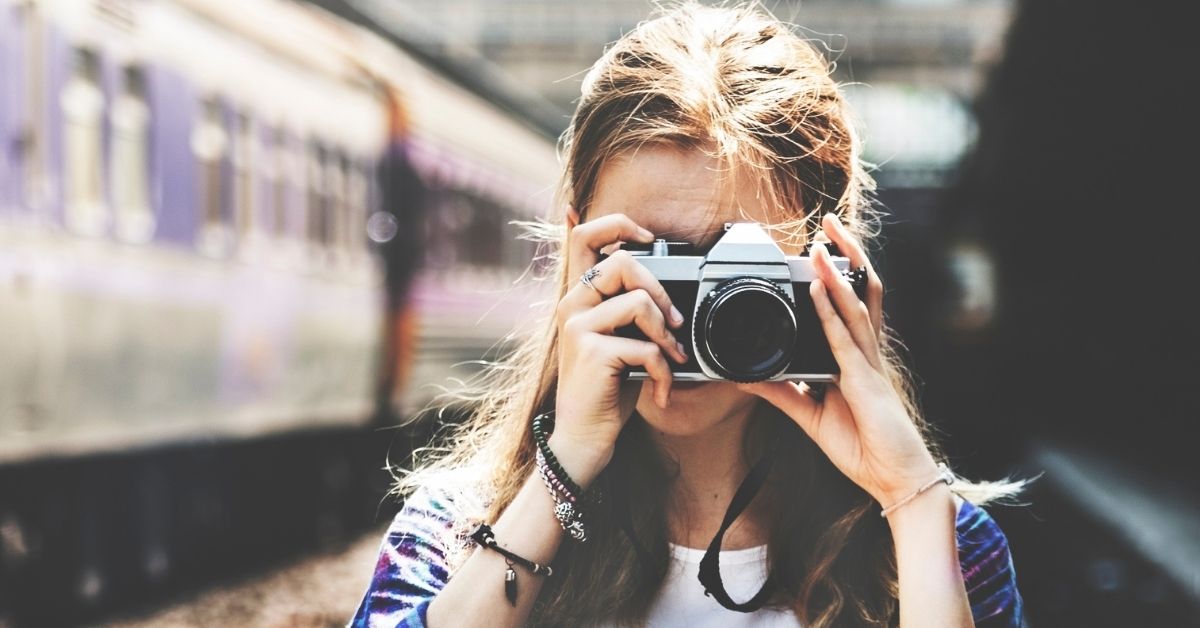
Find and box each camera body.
[616,222,866,383]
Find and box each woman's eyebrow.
[653,225,722,247]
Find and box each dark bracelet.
[531,412,585,497]
[469,523,553,607]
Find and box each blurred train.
[0,0,559,623]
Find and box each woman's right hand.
[549,213,689,486]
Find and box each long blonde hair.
[395,3,1018,626]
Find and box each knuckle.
[575,333,603,359]
[562,314,586,337]
[648,355,672,378]
[654,282,671,303]
[631,288,655,308]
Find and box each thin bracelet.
[469,523,553,607]
[879,463,955,518]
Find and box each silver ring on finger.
[580,266,608,298]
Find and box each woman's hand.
[550,211,689,487]
[738,214,940,507]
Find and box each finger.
[737,381,819,433]
[810,278,873,376]
[567,213,655,279]
[811,242,882,368]
[822,214,884,337]
[742,381,860,452]
[566,288,688,364]
[559,249,685,331]
[600,335,676,408]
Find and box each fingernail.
[811,241,828,259]
[670,305,684,325]
[639,228,654,241]
[676,341,688,360]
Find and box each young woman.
[351,3,1023,626]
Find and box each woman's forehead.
[588,145,774,246]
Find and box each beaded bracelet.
[531,412,584,497]
[535,449,577,504]
[531,412,599,542]
[536,448,588,541]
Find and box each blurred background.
[0,0,1196,626]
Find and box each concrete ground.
[99,526,386,628]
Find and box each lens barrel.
[694,277,797,382]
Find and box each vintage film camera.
[616,222,867,383]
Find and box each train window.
[346,163,368,256]
[463,193,503,268]
[0,9,10,206]
[424,188,506,272]
[110,65,152,242]
[306,141,329,250]
[19,1,48,212]
[327,151,346,255]
[192,97,227,234]
[232,111,257,237]
[62,47,105,234]
[267,127,287,238]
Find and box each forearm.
[888,484,974,628]
[426,437,607,628]
[425,471,563,628]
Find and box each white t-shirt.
[631,543,802,627]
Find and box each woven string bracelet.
[879,463,955,518]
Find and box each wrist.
[875,455,942,507]
[884,482,956,534]
[546,433,612,489]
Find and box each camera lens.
[695,277,796,382]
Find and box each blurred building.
[343,0,1018,391]
[351,0,1016,184]
[352,0,1013,125]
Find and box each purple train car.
[0,0,558,623]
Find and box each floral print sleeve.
[958,499,1025,626]
[348,486,459,628]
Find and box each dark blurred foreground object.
[942,0,1200,623]
[0,0,558,625]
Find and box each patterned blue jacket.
[350,486,1023,627]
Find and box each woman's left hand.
[738,214,940,508]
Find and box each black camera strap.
[616,439,779,613]
[696,444,778,612]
